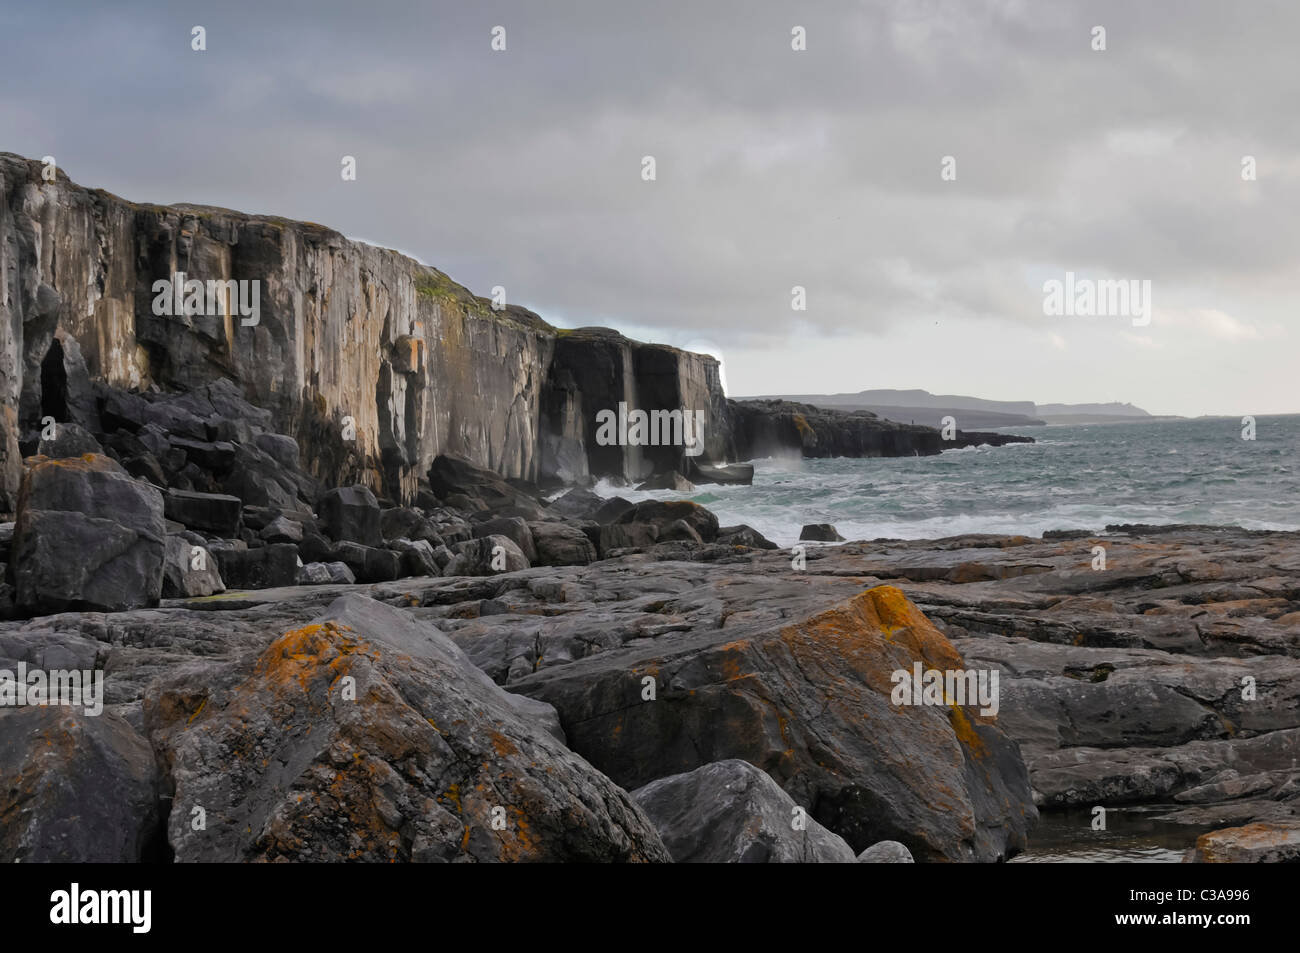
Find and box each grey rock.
[444,535,530,576]
[633,760,856,863]
[472,516,536,563]
[259,515,303,544]
[162,535,225,598]
[0,708,162,862]
[37,421,102,459]
[13,454,166,614]
[164,488,243,537]
[318,485,383,547]
[144,594,670,862]
[528,521,598,566]
[857,840,915,863]
[799,523,845,542]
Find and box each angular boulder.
[444,535,530,576]
[511,585,1037,862]
[164,488,243,537]
[1187,821,1300,863]
[472,516,537,563]
[632,759,855,863]
[318,485,383,547]
[161,536,225,598]
[428,454,544,519]
[0,708,163,862]
[212,543,299,590]
[145,595,670,862]
[528,521,598,566]
[800,523,844,542]
[13,454,166,614]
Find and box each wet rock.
[546,487,604,520]
[800,523,844,542]
[636,471,695,492]
[689,462,754,486]
[632,759,855,863]
[428,455,544,519]
[145,594,670,862]
[13,454,166,614]
[592,496,635,525]
[717,524,779,550]
[613,500,719,543]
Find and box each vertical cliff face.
[0,153,732,509]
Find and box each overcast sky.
[3,0,1297,415]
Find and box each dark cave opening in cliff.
[40,339,69,422]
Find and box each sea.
[594,415,1300,547]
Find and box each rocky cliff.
[0,153,737,510]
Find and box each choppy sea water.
[594,415,1300,548]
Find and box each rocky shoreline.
[2,413,1297,860]
[2,153,1293,863]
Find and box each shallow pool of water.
[1011,807,1218,863]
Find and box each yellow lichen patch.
[947,702,989,759]
[489,730,520,757]
[186,697,208,726]
[253,621,369,692]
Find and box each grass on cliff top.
[413,269,552,333]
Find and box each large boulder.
[0,708,163,862]
[689,462,754,486]
[212,543,299,590]
[545,487,604,520]
[144,595,671,862]
[163,488,243,537]
[318,485,383,547]
[1187,821,1300,863]
[857,840,915,863]
[12,454,166,614]
[333,541,402,583]
[161,536,225,598]
[632,760,856,863]
[511,585,1037,861]
[389,538,440,577]
[717,524,779,550]
[613,500,719,542]
[472,516,537,563]
[37,421,103,459]
[800,523,844,542]
[428,455,544,519]
[444,536,530,576]
[528,521,598,566]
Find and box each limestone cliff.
[0,153,730,508]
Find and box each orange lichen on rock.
[254,621,368,692]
